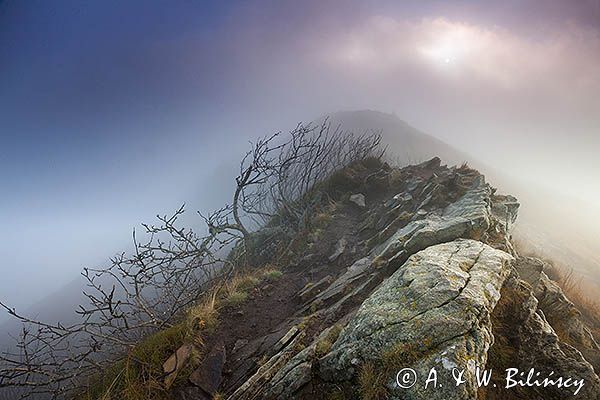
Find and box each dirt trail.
[212,205,366,395]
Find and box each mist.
[1,0,599,317]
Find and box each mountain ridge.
[2,112,599,400]
[174,157,600,400]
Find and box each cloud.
[319,16,600,98]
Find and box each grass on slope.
[78,267,281,400]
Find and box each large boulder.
[319,239,513,399]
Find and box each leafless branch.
[0,120,382,399]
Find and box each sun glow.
[329,16,598,91]
[417,20,476,67]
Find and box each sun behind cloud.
[326,16,600,94]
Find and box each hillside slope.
[165,158,599,400]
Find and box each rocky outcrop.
[515,257,600,370]
[191,158,600,400]
[373,174,496,262]
[304,166,515,322]
[321,240,514,398]
[241,239,515,400]
[487,273,600,399]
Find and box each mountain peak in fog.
[322,109,471,166]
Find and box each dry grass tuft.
[358,363,388,400]
[78,324,190,400]
[356,342,426,400]
[224,290,248,306]
[262,268,284,281]
[457,161,476,173]
[314,324,344,358]
[556,269,600,327]
[219,270,266,306]
[186,290,219,336]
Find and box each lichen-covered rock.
[309,174,516,317]
[516,257,600,370]
[319,239,513,399]
[489,274,600,399]
[375,176,496,263]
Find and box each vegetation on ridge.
[78,265,280,400]
[0,120,383,399]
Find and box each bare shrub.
[0,120,382,399]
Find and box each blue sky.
[1,0,599,310]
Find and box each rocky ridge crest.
[180,158,599,400]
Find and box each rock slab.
[320,239,514,399]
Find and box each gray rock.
[349,193,366,207]
[516,257,600,370]
[310,257,372,308]
[491,194,519,227]
[298,275,334,303]
[221,162,600,400]
[497,274,600,399]
[232,339,249,355]
[374,176,495,264]
[328,237,347,262]
[319,239,514,400]
[228,330,305,400]
[406,178,423,193]
[267,361,312,399]
[309,175,517,321]
[414,157,442,170]
[385,192,413,208]
[264,322,352,399]
[223,324,301,394]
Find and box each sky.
[1,0,599,310]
